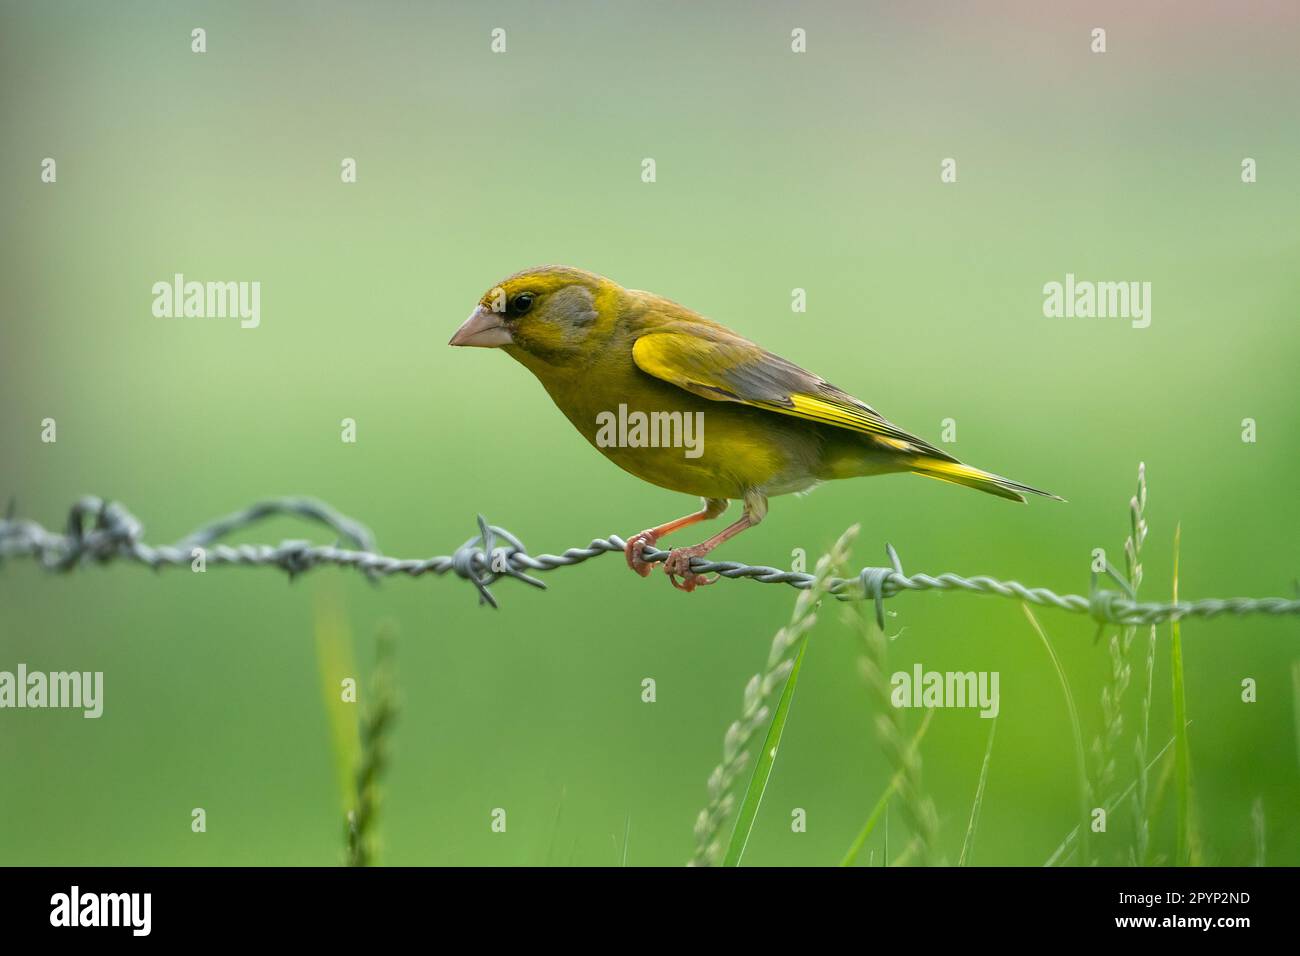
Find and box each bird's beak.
[449,305,513,348]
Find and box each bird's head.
[450,265,619,369]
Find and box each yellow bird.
[450,266,1059,591]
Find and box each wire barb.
[2,496,1299,626]
[846,542,906,629]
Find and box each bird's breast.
[535,364,822,500]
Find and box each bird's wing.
[631,328,953,459]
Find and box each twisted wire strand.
[1,495,1298,625]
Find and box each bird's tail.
[907,456,1063,503]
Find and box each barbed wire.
[1,495,1298,628]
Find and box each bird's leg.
[664,492,768,592]
[625,497,728,577]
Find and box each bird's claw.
[625,529,659,577]
[626,533,718,591]
[664,547,718,592]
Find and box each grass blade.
[1292,660,1300,769]
[840,709,935,867]
[1023,603,1092,866]
[1044,729,1182,866]
[1251,797,1266,866]
[345,623,398,867]
[313,589,360,817]
[1134,622,1157,865]
[958,715,998,866]
[846,601,942,864]
[544,787,568,866]
[722,636,808,867]
[1170,523,1193,866]
[690,528,857,866]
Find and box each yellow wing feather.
[630,330,952,459]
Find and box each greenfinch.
[451,266,1059,590]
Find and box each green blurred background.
[1,0,1297,866]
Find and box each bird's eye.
[509,292,535,317]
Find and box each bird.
[450,265,1060,591]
